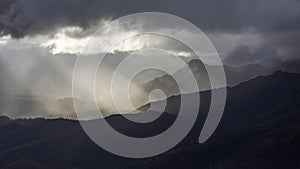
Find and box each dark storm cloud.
[223,29,300,65]
[0,0,171,38]
[1,0,300,38]
[224,45,280,65]
[0,0,300,63]
[263,30,300,61]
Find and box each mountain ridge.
[0,71,299,169]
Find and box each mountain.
[0,71,299,169]
[138,59,300,100]
[2,59,300,119]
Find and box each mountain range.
[0,71,299,169]
[1,58,300,119]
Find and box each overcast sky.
[0,0,300,119]
[1,0,300,61]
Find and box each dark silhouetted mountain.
[0,71,300,169]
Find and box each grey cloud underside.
[1,0,300,62]
[0,0,300,37]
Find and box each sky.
[0,0,299,60]
[0,0,300,119]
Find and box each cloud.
[0,41,76,96]
[0,0,299,62]
[224,45,280,66]
[262,30,300,61]
[0,0,300,119]
[0,0,299,37]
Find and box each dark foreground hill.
[0,71,300,169]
